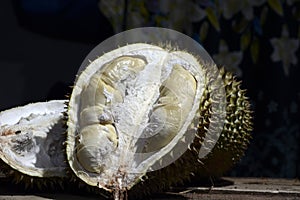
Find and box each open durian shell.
[0,100,68,189]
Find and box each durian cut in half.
[66,28,227,199]
[0,28,252,200]
[0,100,68,181]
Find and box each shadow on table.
[0,176,188,200]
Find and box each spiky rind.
[0,158,67,191]
[195,68,252,177]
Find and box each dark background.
[0,0,113,110]
[0,0,299,178]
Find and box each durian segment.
[79,74,122,109]
[67,43,205,193]
[140,64,197,152]
[0,100,67,178]
[76,124,117,173]
[101,56,146,87]
[75,56,146,175]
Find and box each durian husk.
[128,67,252,199]
[0,100,70,191]
[195,67,252,178]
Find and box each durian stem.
[114,190,119,200]
[113,189,127,200]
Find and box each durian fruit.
[0,100,68,189]
[0,28,252,200]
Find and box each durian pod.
[0,100,68,189]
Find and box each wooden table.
[1,175,300,200]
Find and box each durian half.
[66,42,212,197]
[0,100,68,188]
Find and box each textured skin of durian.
[195,67,252,178]
[0,159,66,191]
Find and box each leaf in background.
[260,6,269,26]
[232,17,249,33]
[250,37,260,63]
[267,0,283,16]
[206,7,220,31]
[218,0,243,20]
[199,21,209,41]
[99,0,125,33]
[240,30,251,50]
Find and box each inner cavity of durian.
[75,55,197,174]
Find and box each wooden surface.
[0,175,300,199]
[175,177,300,200]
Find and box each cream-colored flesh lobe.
[140,64,197,153]
[76,56,147,173]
